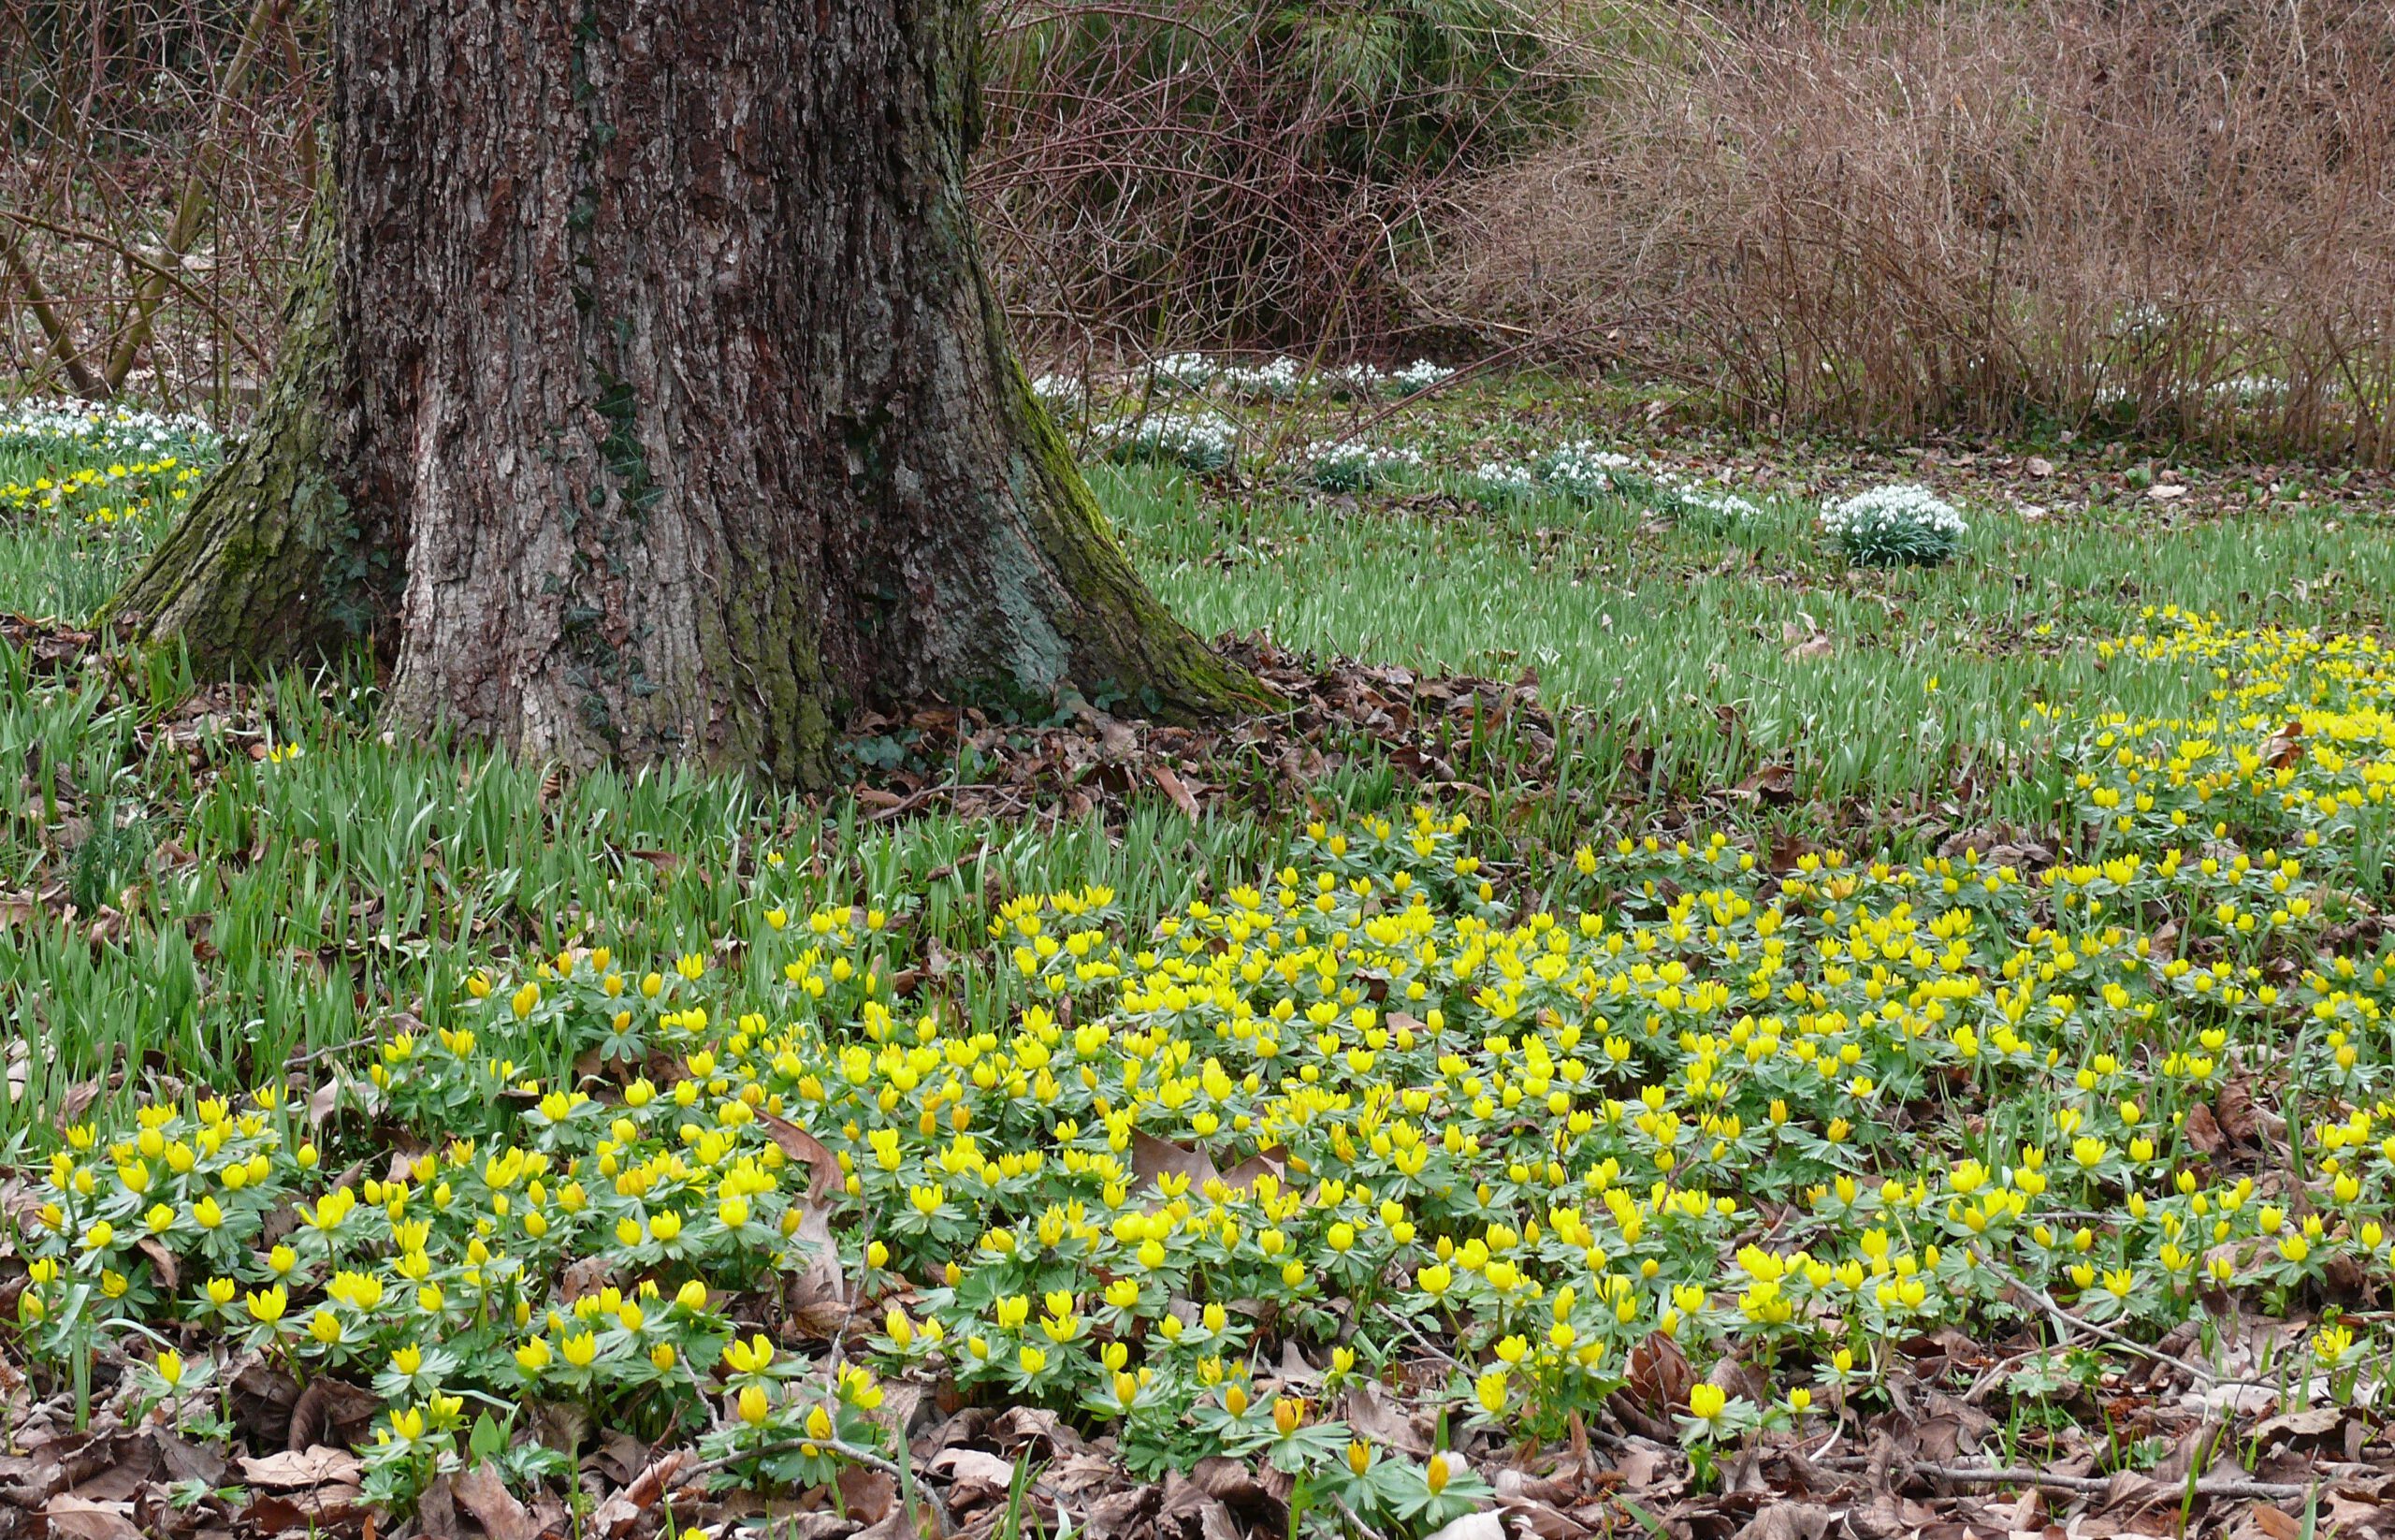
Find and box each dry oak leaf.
[452,1460,540,1540]
[41,1495,141,1540]
[928,1447,1018,1509]
[237,1445,362,1489]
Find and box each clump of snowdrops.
[1821,483,1967,566]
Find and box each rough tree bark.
[118,0,1263,781]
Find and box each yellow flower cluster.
[0,456,203,522]
[17,613,2395,1465]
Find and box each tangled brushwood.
[1442,0,2395,461]
[973,0,1600,354]
[13,614,2395,1527]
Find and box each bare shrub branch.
[973,0,1617,360]
[1439,0,2395,462]
[1,0,322,417]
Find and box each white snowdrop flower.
[0,399,219,461]
[1821,483,1967,566]
[1104,409,1237,472]
[1029,372,1088,413]
[1302,441,1423,493]
[1328,364,1389,398]
[1154,353,1221,391]
[1216,357,1305,402]
[1662,485,1765,530]
[1464,459,1539,504]
[1539,440,1645,502]
[2209,374,2287,404]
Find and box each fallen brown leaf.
[758,1111,844,1203]
[286,1376,381,1453]
[1627,1330,1695,1416]
[2243,1502,2304,1540]
[237,1445,361,1490]
[588,1448,691,1538]
[452,1460,538,1540]
[1131,1130,1220,1192]
[839,1465,899,1526]
[43,1494,141,1540]
[929,1446,1017,1509]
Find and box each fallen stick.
[1908,1460,2315,1504]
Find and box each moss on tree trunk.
[115,216,397,668]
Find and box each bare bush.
[1,0,1606,418]
[21,0,2390,460]
[1441,0,2395,461]
[1,0,321,414]
[976,0,1615,360]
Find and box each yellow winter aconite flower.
[21,613,2395,1483]
[723,1334,775,1374]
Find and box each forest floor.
[4,378,2395,1540]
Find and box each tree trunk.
[117,0,1262,781]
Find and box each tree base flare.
[113,0,1266,784]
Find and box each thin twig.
[102,0,290,391]
[1908,1460,2314,1504]
[678,1434,955,1535]
[0,209,275,373]
[1984,1256,2273,1389]
[1376,1301,1461,1366]
[0,225,106,399]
